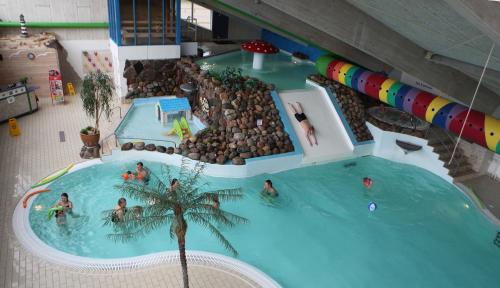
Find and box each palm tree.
[103,160,248,288]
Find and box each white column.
[252,53,264,70]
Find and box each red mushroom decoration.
[241,40,279,70]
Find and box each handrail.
[116,136,177,148]
[110,106,122,119]
[100,133,118,155]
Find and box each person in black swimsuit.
[288,102,318,146]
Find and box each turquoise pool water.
[29,157,500,288]
[115,102,202,146]
[197,51,317,91]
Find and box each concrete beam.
[254,0,500,114]
[442,0,500,47]
[196,0,389,72]
[428,53,500,95]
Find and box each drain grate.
[59,131,65,142]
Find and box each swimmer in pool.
[55,209,66,225]
[122,170,134,181]
[170,178,179,192]
[261,179,278,197]
[133,205,143,221]
[134,162,150,183]
[363,177,373,189]
[212,194,220,209]
[55,192,73,214]
[288,102,318,147]
[112,198,127,223]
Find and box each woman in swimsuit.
[288,102,318,146]
[112,198,127,223]
[56,193,73,214]
[261,179,278,197]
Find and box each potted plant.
[80,71,114,147]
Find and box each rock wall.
[175,58,295,165]
[123,59,178,98]
[308,74,373,142]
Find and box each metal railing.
[100,133,118,155]
[110,106,122,119]
[185,16,198,41]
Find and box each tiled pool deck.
[0,96,259,288]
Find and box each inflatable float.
[31,163,74,189]
[47,205,64,220]
[315,55,500,154]
[22,189,50,208]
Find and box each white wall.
[102,150,302,178]
[181,42,198,56]
[110,40,181,99]
[367,122,453,182]
[0,0,108,40]
[59,40,110,79]
[460,140,500,180]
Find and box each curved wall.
[316,55,500,154]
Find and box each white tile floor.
[0,96,258,288]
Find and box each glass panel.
[181,0,212,31]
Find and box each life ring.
[47,205,64,220]
[22,189,51,208]
[31,163,74,188]
[368,202,377,212]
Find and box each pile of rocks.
[118,57,295,165]
[121,142,175,154]
[123,59,178,99]
[308,74,373,142]
[174,58,295,165]
[80,145,100,159]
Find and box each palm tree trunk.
[177,233,189,288]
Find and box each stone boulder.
[156,145,166,153]
[121,142,133,151]
[145,144,156,151]
[216,155,227,165]
[239,152,252,159]
[232,157,245,165]
[133,142,145,150]
[187,152,200,160]
[166,146,175,154]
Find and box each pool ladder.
[494,232,500,248]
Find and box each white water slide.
[278,88,354,164]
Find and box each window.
[181,0,212,30]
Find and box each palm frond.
[114,181,173,208]
[103,208,175,242]
[187,213,239,257]
[188,205,248,227]
[190,188,245,206]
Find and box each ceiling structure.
[198,0,500,115]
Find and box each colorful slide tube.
[316,55,500,154]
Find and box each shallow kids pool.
[28,157,500,288]
[198,51,317,91]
